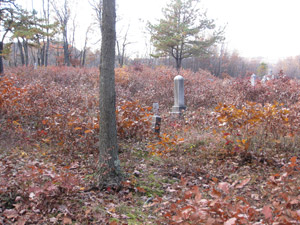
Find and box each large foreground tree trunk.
[98,0,122,189]
[0,41,4,75]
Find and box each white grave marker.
[172,75,186,114]
[250,73,256,87]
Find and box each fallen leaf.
[236,177,251,189]
[49,217,58,223]
[190,210,207,221]
[108,207,116,213]
[29,192,35,200]
[136,186,146,193]
[218,182,230,194]
[63,216,72,224]
[85,208,91,217]
[212,177,218,182]
[3,209,18,219]
[224,217,237,225]
[17,217,27,225]
[210,188,221,198]
[290,156,297,167]
[262,205,272,220]
[251,193,260,200]
[236,196,250,205]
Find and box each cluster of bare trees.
[1,0,298,79]
[134,47,263,78]
[0,0,135,73]
[0,0,93,72]
[274,56,300,78]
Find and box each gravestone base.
[171,106,186,118]
[171,105,186,113]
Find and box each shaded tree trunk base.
[97,166,123,190]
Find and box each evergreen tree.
[257,62,268,77]
[149,0,224,71]
[0,0,16,74]
[11,9,57,66]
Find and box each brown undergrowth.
[1,66,300,224]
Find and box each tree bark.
[17,39,25,66]
[63,39,70,66]
[81,26,90,67]
[0,41,4,75]
[98,0,122,189]
[81,49,86,67]
[44,0,50,67]
[52,0,70,66]
[176,57,182,72]
[40,43,45,66]
[22,38,29,66]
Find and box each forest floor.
[1,127,300,224]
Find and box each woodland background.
[1,0,300,224]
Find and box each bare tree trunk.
[52,0,70,66]
[117,25,131,68]
[176,58,182,72]
[22,38,29,66]
[44,0,50,66]
[98,0,122,189]
[116,40,121,67]
[40,43,45,66]
[13,42,17,66]
[30,46,36,65]
[63,37,70,66]
[0,41,4,75]
[81,25,91,67]
[81,49,86,67]
[45,36,50,66]
[70,15,76,55]
[17,38,25,66]
[90,0,102,32]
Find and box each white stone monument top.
[262,75,267,83]
[250,73,256,87]
[174,75,184,81]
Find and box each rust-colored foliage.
[214,101,292,155]
[162,157,300,224]
[2,66,300,224]
[0,67,154,152]
[117,100,152,140]
[147,133,184,155]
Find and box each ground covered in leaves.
[1,66,300,224]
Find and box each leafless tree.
[51,0,71,66]
[42,0,50,66]
[81,25,92,67]
[116,24,132,67]
[89,0,102,31]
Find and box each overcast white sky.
[15,0,300,62]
